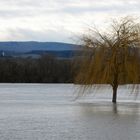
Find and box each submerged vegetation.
[75,17,140,103]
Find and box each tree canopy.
[75,17,140,103]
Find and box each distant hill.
[0,41,82,58]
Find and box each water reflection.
[112,103,118,114]
[78,102,140,117]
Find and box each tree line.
[0,55,75,83]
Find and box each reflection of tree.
[112,103,118,114]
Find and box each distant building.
[2,51,5,57]
[0,51,6,57]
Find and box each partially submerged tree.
[75,17,140,103]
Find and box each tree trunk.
[112,72,118,103]
[112,85,118,103]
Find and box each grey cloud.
[0,9,59,19]
[0,10,34,18]
[5,28,73,43]
[0,0,140,19]
[0,1,64,18]
[0,0,45,7]
[61,1,140,14]
[1,0,140,42]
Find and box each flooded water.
[0,84,139,140]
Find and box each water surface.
[0,84,139,140]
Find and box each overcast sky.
[0,0,140,43]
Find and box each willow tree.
[75,17,140,103]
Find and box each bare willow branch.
[75,17,140,103]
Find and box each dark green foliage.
[0,55,74,83]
